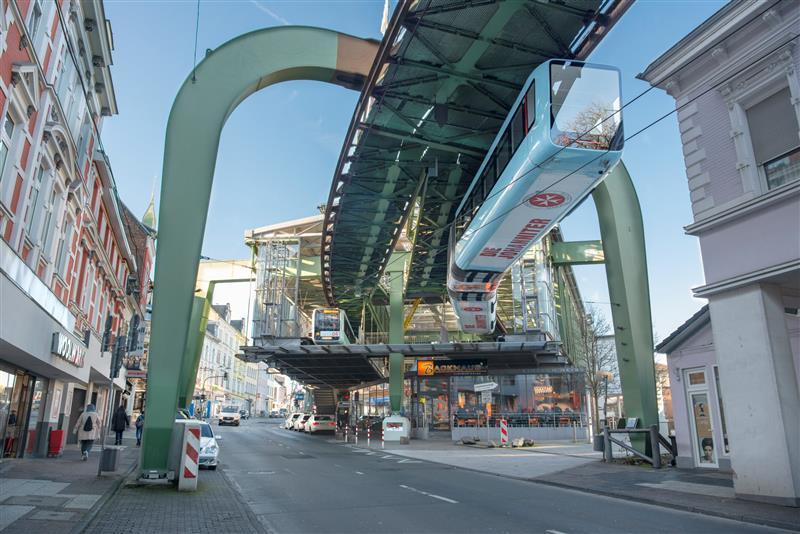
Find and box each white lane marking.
[381,455,395,459]
[399,484,458,504]
[365,452,376,456]
[397,459,421,463]
[546,530,568,534]
[246,471,276,475]
[298,451,305,455]
[355,471,365,475]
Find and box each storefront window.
[690,392,715,465]
[0,370,17,453]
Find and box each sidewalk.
[353,436,800,531]
[0,433,139,532]
[83,463,265,533]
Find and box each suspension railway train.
[448,59,624,334]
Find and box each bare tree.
[555,101,619,150]
[574,306,618,435]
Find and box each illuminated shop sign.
[417,359,487,376]
[51,332,86,367]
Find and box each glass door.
[685,369,717,468]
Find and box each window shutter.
[746,88,800,164]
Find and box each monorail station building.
[242,213,595,441]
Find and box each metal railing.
[602,425,677,469]
[452,411,587,428]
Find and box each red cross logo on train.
[528,192,568,208]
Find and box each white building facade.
[644,0,800,506]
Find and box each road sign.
[480,390,491,404]
[473,381,498,392]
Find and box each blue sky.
[101,0,726,340]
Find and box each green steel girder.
[551,240,606,265]
[141,26,378,475]
[593,161,659,445]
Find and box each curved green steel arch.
[141,27,378,474]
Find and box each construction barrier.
[500,419,508,446]
[178,422,200,491]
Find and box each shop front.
[345,358,587,441]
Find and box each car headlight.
[202,445,218,455]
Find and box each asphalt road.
[215,419,786,534]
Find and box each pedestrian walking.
[135,411,145,446]
[73,404,101,460]
[112,403,130,445]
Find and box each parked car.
[305,414,336,434]
[218,405,241,426]
[284,413,303,429]
[269,410,281,418]
[279,408,288,418]
[174,419,219,470]
[198,421,220,470]
[239,409,250,420]
[293,414,312,431]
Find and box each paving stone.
[0,505,35,530]
[2,495,70,507]
[29,510,75,521]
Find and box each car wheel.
[236,422,240,426]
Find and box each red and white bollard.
[345,424,349,443]
[381,427,385,449]
[179,422,201,491]
[355,425,359,446]
[500,418,509,447]
[367,426,371,447]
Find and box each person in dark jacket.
[111,403,129,445]
[135,411,145,446]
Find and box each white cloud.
[249,0,290,26]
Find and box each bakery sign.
[417,359,487,376]
[51,332,86,367]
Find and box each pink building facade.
[0,1,149,458]
[644,0,799,506]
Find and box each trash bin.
[48,430,65,457]
[100,447,120,472]
[593,434,605,452]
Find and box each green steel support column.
[177,283,216,409]
[592,161,659,450]
[387,256,406,413]
[140,27,378,475]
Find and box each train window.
[483,156,497,199]
[550,62,621,150]
[510,106,525,152]
[526,81,536,129]
[496,132,512,176]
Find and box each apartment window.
[28,1,42,42]
[55,219,74,279]
[24,166,45,234]
[746,88,800,190]
[40,189,57,254]
[0,114,14,185]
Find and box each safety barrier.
[602,425,677,469]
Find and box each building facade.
[0,0,147,458]
[644,0,800,506]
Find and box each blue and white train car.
[448,59,624,334]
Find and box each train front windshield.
[314,309,341,341]
[550,61,622,151]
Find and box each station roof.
[239,340,567,389]
[321,0,633,320]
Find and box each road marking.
[365,452,376,456]
[399,484,458,504]
[546,530,568,534]
[397,459,421,463]
[381,455,395,459]
[246,471,276,475]
[355,471,365,475]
